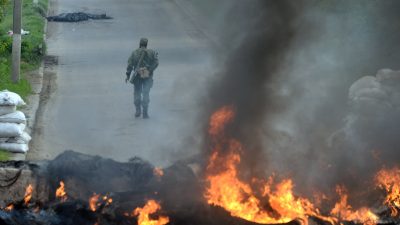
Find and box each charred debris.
[0,150,398,225]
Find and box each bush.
[0,0,8,22]
[0,35,12,56]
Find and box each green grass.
[0,149,10,161]
[0,0,48,160]
[0,0,48,100]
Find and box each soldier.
[125,38,159,118]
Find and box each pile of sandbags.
[0,90,31,153]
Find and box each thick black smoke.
[203,0,304,175]
[202,0,400,200]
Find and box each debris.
[1,151,399,225]
[7,29,30,36]
[46,12,112,22]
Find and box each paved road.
[27,0,212,166]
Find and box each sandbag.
[0,111,26,124]
[19,132,31,143]
[0,132,31,144]
[0,143,28,153]
[0,123,25,137]
[0,105,16,116]
[0,90,25,106]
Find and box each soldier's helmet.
[139,38,148,47]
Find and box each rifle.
[129,49,146,83]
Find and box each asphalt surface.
[27,0,212,166]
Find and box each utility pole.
[11,0,22,83]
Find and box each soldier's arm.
[126,52,136,76]
[148,51,159,72]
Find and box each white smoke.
[342,69,400,153]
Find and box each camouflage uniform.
[126,38,159,118]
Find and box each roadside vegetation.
[0,0,48,99]
[0,149,9,161]
[0,0,47,161]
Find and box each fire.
[56,181,67,202]
[24,184,33,205]
[133,199,169,225]
[153,167,164,178]
[204,106,377,225]
[265,179,334,224]
[206,151,279,223]
[89,193,113,212]
[376,167,400,217]
[89,193,100,211]
[5,204,14,211]
[103,195,113,205]
[205,149,336,224]
[330,186,378,225]
[205,107,321,224]
[208,105,234,137]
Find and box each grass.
[0,0,48,160]
[0,149,10,161]
[0,0,48,99]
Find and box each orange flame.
[205,149,337,224]
[205,107,324,224]
[89,193,101,212]
[153,167,164,178]
[103,195,113,205]
[204,106,378,225]
[375,167,400,217]
[89,193,113,212]
[330,186,378,225]
[5,204,14,211]
[133,200,169,225]
[24,184,33,205]
[56,181,67,202]
[208,105,234,137]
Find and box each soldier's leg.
[141,78,153,118]
[133,79,143,117]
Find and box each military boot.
[135,106,141,118]
[142,106,149,119]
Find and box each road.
[27,0,212,166]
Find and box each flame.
[266,179,337,224]
[103,195,113,205]
[375,167,400,217]
[153,167,164,178]
[5,204,14,211]
[204,107,327,224]
[204,106,377,225]
[89,193,101,212]
[89,193,113,212]
[330,186,378,225]
[133,200,169,225]
[24,184,33,205]
[205,149,337,224]
[208,105,234,137]
[56,181,67,202]
[206,151,279,223]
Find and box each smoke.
[202,0,304,175]
[202,0,400,197]
[261,1,400,195]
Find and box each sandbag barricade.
[0,90,30,153]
